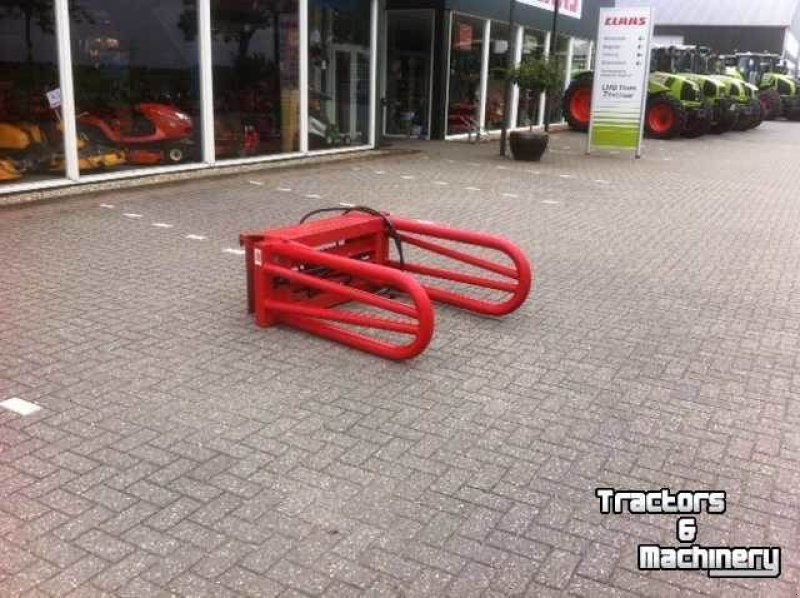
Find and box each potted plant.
[506,57,563,161]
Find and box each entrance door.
[384,10,434,138]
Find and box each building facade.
[0,0,606,195]
[384,0,611,141]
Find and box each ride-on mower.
[0,120,126,176]
[724,52,800,120]
[78,103,195,165]
[564,55,708,139]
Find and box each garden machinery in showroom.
[0,121,125,179]
[78,103,195,166]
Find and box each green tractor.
[723,52,800,120]
[704,52,763,130]
[657,45,762,132]
[564,54,708,139]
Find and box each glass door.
[384,10,434,138]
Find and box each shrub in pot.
[506,57,563,161]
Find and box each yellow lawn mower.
[0,121,126,176]
[0,158,22,181]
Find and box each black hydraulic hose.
[298,206,405,269]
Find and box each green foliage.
[507,56,563,95]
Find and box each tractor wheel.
[563,79,592,132]
[759,89,782,120]
[644,95,685,139]
[682,113,710,138]
[746,99,763,129]
[785,107,800,121]
[710,105,737,134]
[732,107,751,131]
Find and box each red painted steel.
[241,212,532,360]
[388,217,533,317]
[256,237,434,360]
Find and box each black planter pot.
[509,131,549,161]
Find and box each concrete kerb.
[0,147,420,210]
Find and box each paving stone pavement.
[1,124,800,597]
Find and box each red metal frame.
[240,213,533,360]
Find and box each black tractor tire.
[710,105,738,134]
[732,107,751,131]
[681,113,711,138]
[759,89,782,120]
[563,79,592,132]
[644,95,686,140]
[785,107,800,121]
[746,99,763,129]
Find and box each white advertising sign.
[46,88,62,109]
[587,7,653,157]
[517,0,582,20]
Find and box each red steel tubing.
[263,262,418,318]
[259,240,435,360]
[263,300,419,335]
[386,260,517,293]
[245,213,532,359]
[398,233,519,279]
[388,217,532,317]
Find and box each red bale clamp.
[240,208,532,360]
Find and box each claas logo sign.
[605,16,648,26]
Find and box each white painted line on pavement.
[465,187,481,191]
[185,234,207,240]
[305,194,322,199]
[527,170,541,175]
[595,179,610,184]
[433,181,448,186]
[277,187,292,192]
[339,202,355,207]
[542,200,560,205]
[559,174,575,179]
[0,398,41,416]
[223,248,245,256]
[502,193,519,198]
[99,204,115,209]
[374,170,386,175]
[152,223,174,228]
[123,213,143,219]
[248,180,265,186]
[400,175,415,180]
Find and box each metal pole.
[499,0,517,156]
[544,0,560,133]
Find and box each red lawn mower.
[78,103,195,166]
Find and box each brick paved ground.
[1,124,799,597]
